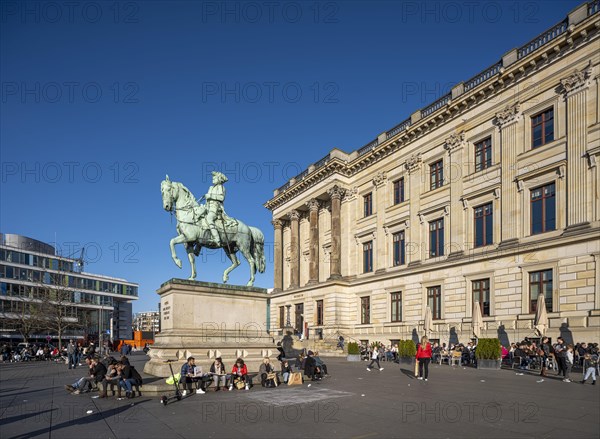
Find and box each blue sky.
[1,0,583,312]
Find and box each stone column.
[286,304,292,327]
[272,219,283,292]
[288,210,300,288]
[373,172,387,272]
[405,154,422,264]
[445,132,465,256]
[495,102,521,244]
[327,185,346,280]
[561,63,593,229]
[306,199,320,284]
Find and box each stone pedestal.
[144,279,276,377]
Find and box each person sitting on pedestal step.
[210,357,228,391]
[229,358,249,391]
[304,351,321,381]
[259,357,279,388]
[117,362,138,398]
[281,360,292,384]
[64,357,94,394]
[313,351,328,377]
[181,356,206,395]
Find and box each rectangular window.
[361,296,370,324]
[429,218,444,257]
[393,178,405,204]
[316,300,324,326]
[474,203,493,247]
[531,108,554,148]
[529,270,553,313]
[393,231,406,266]
[430,160,444,190]
[391,292,402,322]
[531,183,556,235]
[279,306,285,329]
[363,193,373,217]
[474,137,492,172]
[472,279,490,317]
[427,286,442,320]
[363,241,373,273]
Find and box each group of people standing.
[367,337,433,380]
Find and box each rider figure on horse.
[205,171,228,246]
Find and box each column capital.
[559,61,593,98]
[443,131,465,154]
[272,219,284,229]
[494,102,521,129]
[404,153,422,173]
[288,210,301,221]
[372,171,387,189]
[327,185,346,200]
[306,198,320,212]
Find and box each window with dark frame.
[472,279,490,317]
[429,218,444,257]
[474,203,493,247]
[361,296,370,324]
[474,137,492,172]
[427,286,441,320]
[363,193,373,217]
[531,108,554,148]
[316,300,324,326]
[393,178,405,204]
[391,292,402,322]
[529,270,553,313]
[531,182,556,235]
[393,231,406,266]
[279,306,285,328]
[430,160,444,190]
[363,241,373,273]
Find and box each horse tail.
[250,226,266,273]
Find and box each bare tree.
[38,271,80,350]
[13,297,44,345]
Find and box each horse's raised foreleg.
[186,245,197,280]
[169,234,187,269]
[222,248,240,284]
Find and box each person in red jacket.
[416,336,432,381]
[229,358,249,391]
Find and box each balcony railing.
[517,19,568,59]
[313,153,330,169]
[357,139,379,156]
[386,118,412,139]
[420,93,451,118]
[464,62,503,92]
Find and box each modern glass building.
[0,233,138,344]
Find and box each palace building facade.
[264,2,600,347]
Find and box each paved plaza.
[1,353,598,439]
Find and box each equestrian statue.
[160,173,265,286]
